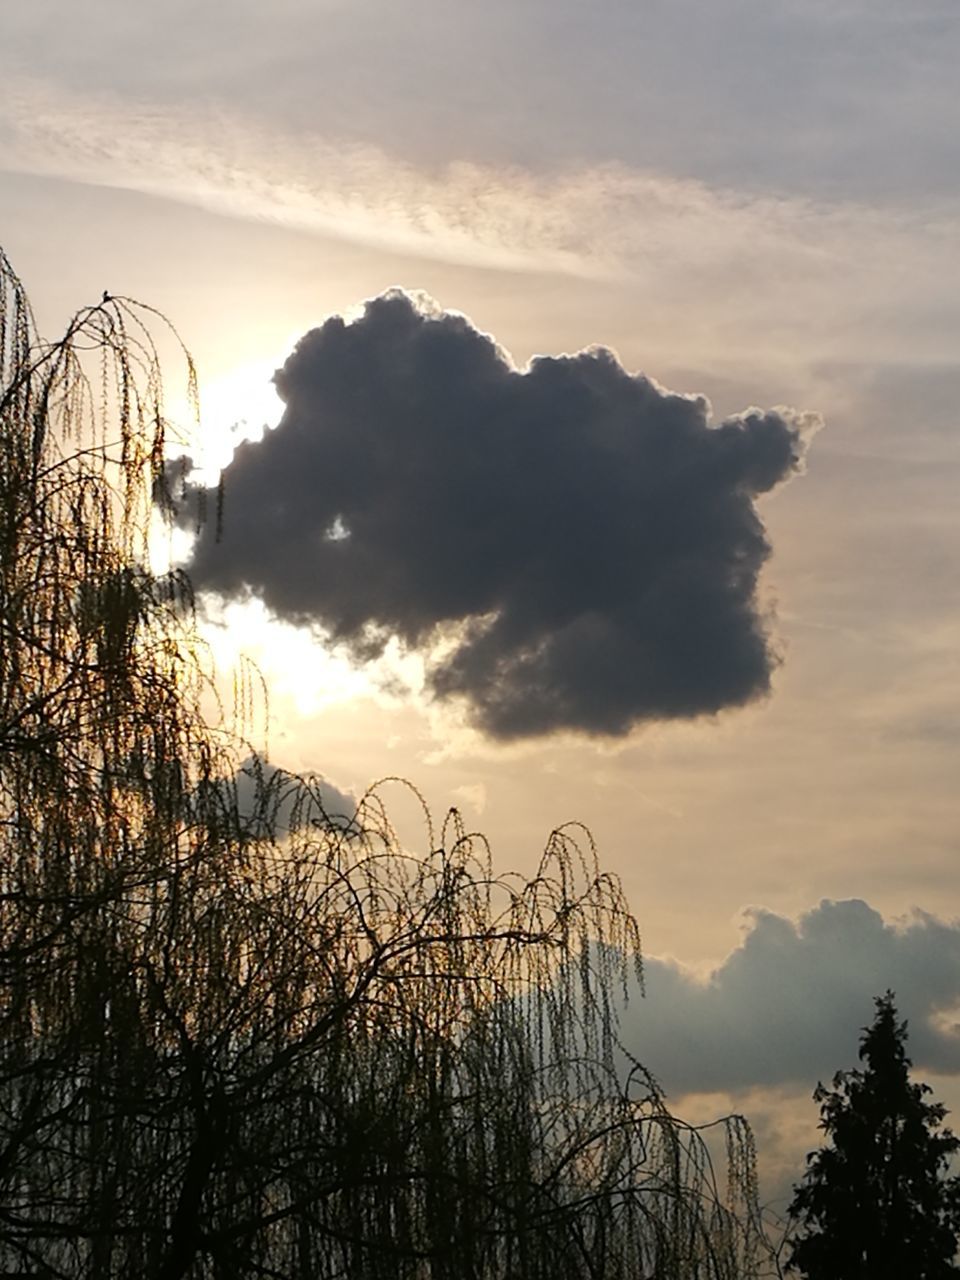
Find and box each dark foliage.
[787,992,960,1279]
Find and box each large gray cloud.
[623,899,960,1096]
[176,291,817,739]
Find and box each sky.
[2,0,959,1211]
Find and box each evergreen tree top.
[787,992,960,1280]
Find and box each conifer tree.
[787,991,960,1280]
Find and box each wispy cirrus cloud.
[4,76,960,361]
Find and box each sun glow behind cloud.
[149,352,285,570]
[198,596,379,717]
[155,353,436,718]
[187,355,286,484]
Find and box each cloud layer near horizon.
[175,291,817,739]
[626,898,960,1096]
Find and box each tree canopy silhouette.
[786,991,960,1280]
[0,245,768,1279]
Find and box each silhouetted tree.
[0,244,768,1279]
[787,992,960,1280]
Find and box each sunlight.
[148,350,435,720]
[198,595,427,720]
[150,352,286,572]
[188,354,286,484]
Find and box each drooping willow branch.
[0,246,768,1280]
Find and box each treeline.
[0,249,766,1278]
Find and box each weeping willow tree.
[0,246,768,1280]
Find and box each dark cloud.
[176,291,817,739]
[622,899,960,1095]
